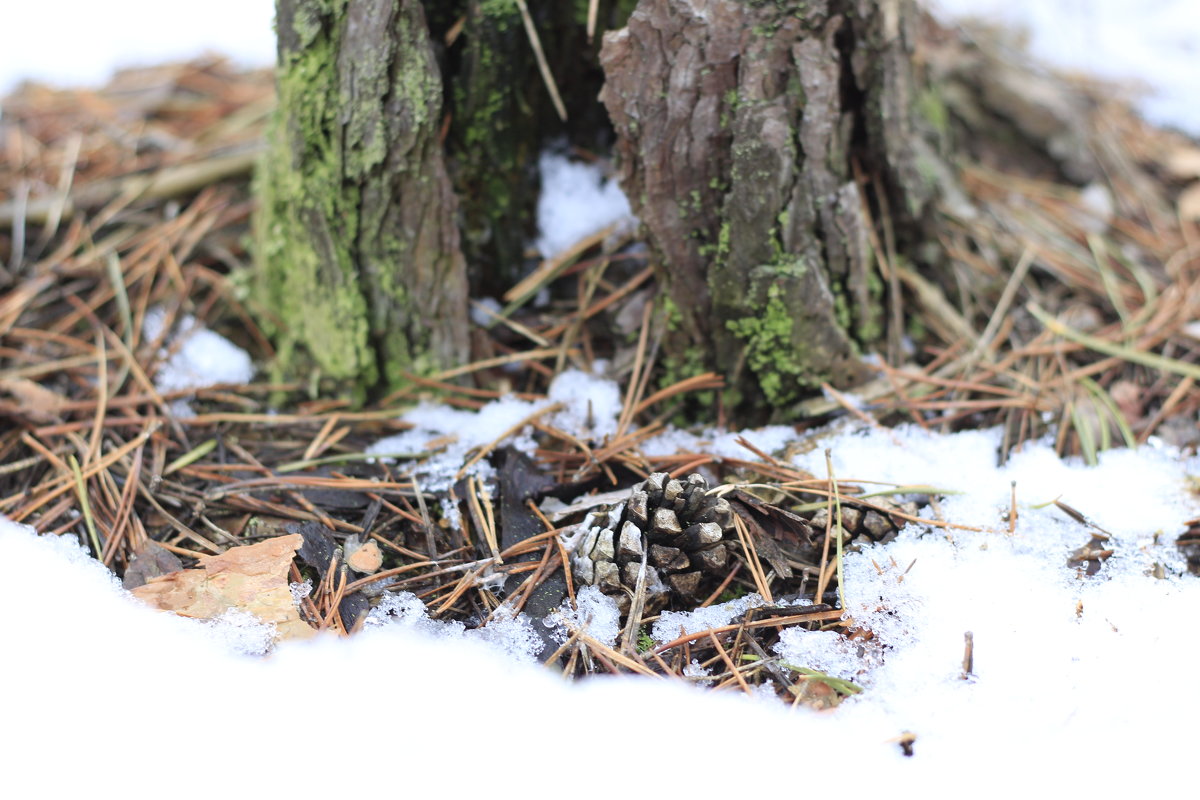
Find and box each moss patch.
[724,256,846,407]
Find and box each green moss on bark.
[256,1,374,387]
[256,0,469,397]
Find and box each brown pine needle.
[708,631,752,695]
[731,513,773,603]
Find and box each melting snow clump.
[142,307,254,395]
[774,628,870,682]
[194,608,279,657]
[366,396,548,491]
[367,369,622,492]
[544,585,622,647]
[365,591,544,663]
[534,151,633,259]
[652,593,773,643]
[683,659,714,685]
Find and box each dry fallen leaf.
[122,540,183,590]
[345,539,383,574]
[132,534,313,641]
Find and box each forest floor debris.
[0,33,1198,739]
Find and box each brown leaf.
[292,520,337,577]
[727,490,822,577]
[728,496,798,579]
[122,541,183,590]
[346,539,382,574]
[132,534,313,641]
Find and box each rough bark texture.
[256,0,469,392]
[600,0,941,412]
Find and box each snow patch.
[366,369,622,492]
[544,585,622,648]
[142,307,254,395]
[927,0,1200,134]
[534,152,633,259]
[641,424,797,461]
[4,423,1200,793]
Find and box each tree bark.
[257,0,469,392]
[600,0,941,413]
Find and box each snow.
[927,0,1200,134]
[652,592,776,642]
[791,424,1193,538]
[642,424,797,460]
[367,395,547,491]
[4,427,1199,794]
[142,307,255,395]
[367,368,621,491]
[0,1,276,95]
[544,584,623,647]
[534,152,634,259]
[774,628,864,679]
[364,590,545,663]
[546,367,623,441]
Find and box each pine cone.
[807,496,919,545]
[572,472,736,613]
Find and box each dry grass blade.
[514,0,567,122]
[1028,301,1200,381]
[731,512,773,603]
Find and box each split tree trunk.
[256,0,469,392]
[600,0,942,413]
[256,0,991,416]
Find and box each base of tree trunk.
[256,0,469,395]
[601,0,941,416]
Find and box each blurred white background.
[0,0,276,92]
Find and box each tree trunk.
[600,0,941,414]
[256,0,469,393]
[256,1,636,392]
